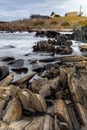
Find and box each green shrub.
[61,21,70,27]
[33,21,45,26]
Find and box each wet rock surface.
[35,30,74,40]
[0,56,15,62]
[0,31,87,130]
[8,59,24,68]
[0,55,87,130]
[74,26,87,42]
[33,33,73,55]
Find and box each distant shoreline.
[0,16,87,32]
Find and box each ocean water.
[0,32,47,58]
[0,32,86,81]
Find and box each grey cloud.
[0,0,87,21]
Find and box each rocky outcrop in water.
[74,26,87,42]
[33,37,73,55]
[35,30,74,40]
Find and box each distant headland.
[0,10,87,32]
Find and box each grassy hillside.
[0,16,87,31]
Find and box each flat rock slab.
[11,67,28,74]
[9,59,24,68]
[0,66,9,80]
[32,64,44,72]
[39,58,55,62]
[13,72,36,85]
[0,56,15,62]
[0,45,15,49]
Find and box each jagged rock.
[41,67,58,79]
[74,26,87,42]
[54,116,61,130]
[76,103,87,125]
[44,63,59,70]
[60,46,73,55]
[0,66,9,81]
[18,89,47,113]
[3,97,22,123]
[29,77,48,93]
[30,76,59,98]
[43,113,53,130]
[56,45,72,55]
[60,56,87,63]
[60,122,70,130]
[0,121,8,130]
[59,68,67,87]
[54,91,63,99]
[0,85,20,117]
[54,99,72,129]
[67,67,87,106]
[24,107,54,130]
[32,64,44,72]
[24,116,44,130]
[8,118,32,130]
[35,30,46,37]
[13,73,35,86]
[0,73,14,86]
[0,99,6,117]
[81,125,87,130]
[39,77,59,98]
[33,41,55,52]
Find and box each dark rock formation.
[9,59,24,68]
[32,64,44,73]
[35,30,46,37]
[33,33,73,55]
[0,56,15,62]
[0,45,15,49]
[0,65,9,80]
[74,26,87,42]
[33,40,55,52]
[0,55,87,129]
[45,30,58,38]
[11,67,28,74]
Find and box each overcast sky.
[0,0,87,21]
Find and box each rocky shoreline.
[0,27,87,130]
[0,55,87,130]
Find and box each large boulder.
[3,97,22,123]
[33,40,55,52]
[0,66,9,81]
[46,30,58,38]
[74,26,87,42]
[18,89,47,113]
[9,59,24,68]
